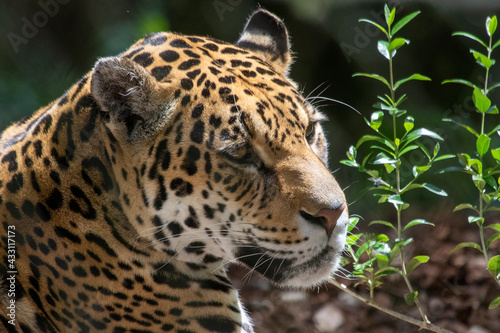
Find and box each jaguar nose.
[300,203,347,238]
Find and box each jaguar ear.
[236,9,292,76]
[91,57,173,142]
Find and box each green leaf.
[406,255,430,275]
[412,165,430,177]
[399,144,419,156]
[375,254,389,268]
[370,111,384,131]
[404,219,435,231]
[434,154,456,162]
[378,40,392,60]
[489,82,500,93]
[472,174,486,191]
[471,49,493,69]
[388,194,404,206]
[487,255,500,280]
[489,297,500,309]
[385,5,395,26]
[403,116,414,132]
[405,128,444,145]
[442,79,481,90]
[452,31,487,48]
[375,266,400,277]
[487,124,500,136]
[453,203,478,213]
[450,242,483,254]
[347,145,357,161]
[405,291,418,306]
[487,16,498,36]
[422,183,448,196]
[443,118,480,137]
[388,38,408,51]
[340,159,359,168]
[394,74,431,90]
[477,134,491,156]
[353,73,391,89]
[371,152,398,165]
[359,18,388,36]
[356,135,394,150]
[473,88,491,113]
[369,220,397,231]
[487,233,500,248]
[486,223,500,232]
[468,216,484,225]
[392,11,420,35]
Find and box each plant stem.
[328,278,453,333]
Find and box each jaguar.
[0,9,347,333]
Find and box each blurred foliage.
[1,0,499,218]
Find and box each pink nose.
[315,203,346,238]
[300,203,347,238]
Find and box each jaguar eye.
[230,144,248,160]
[305,122,316,142]
[224,143,259,165]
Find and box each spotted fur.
[0,10,347,333]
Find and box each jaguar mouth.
[235,244,338,286]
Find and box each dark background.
[1,1,500,331]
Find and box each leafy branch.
[442,15,500,310]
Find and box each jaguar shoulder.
[0,9,347,333]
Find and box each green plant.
[442,15,500,310]
[335,5,454,330]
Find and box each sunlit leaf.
[392,11,420,35]
[406,255,430,275]
[376,254,389,268]
[473,88,491,113]
[353,73,391,89]
[452,31,487,48]
[404,116,414,132]
[389,38,408,51]
[340,159,359,168]
[347,145,357,160]
[375,266,400,277]
[370,111,384,131]
[487,16,498,37]
[369,220,397,231]
[468,215,484,225]
[394,74,431,90]
[359,18,388,35]
[422,183,448,196]
[388,195,404,205]
[477,134,491,156]
[487,233,500,248]
[405,128,444,145]
[471,49,493,69]
[487,255,500,280]
[404,219,435,231]
[450,242,483,254]
[412,165,430,177]
[442,78,481,90]
[487,223,500,232]
[489,297,500,309]
[378,40,392,60]
[453,203,478,212]
[399,144,419,156]
[472,174,486,191]
[371,152,398,165]
[434,154,456,162]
